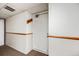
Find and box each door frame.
[0,18,6,46]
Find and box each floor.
[27,50,48,56]
[0,46,47,56]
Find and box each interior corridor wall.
[49,3,79,56]
[32,12,48,54]
[6,11,32,54]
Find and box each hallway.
[0,3,48,56]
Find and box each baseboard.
[5,45,48,55]
[6,45,32,55]
[0,45,5,47]
[33,48,48,55]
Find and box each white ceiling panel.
[7,3,41,10]
[0,3,48,18]
[0,3,6,9]
[28,3,48,13]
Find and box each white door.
[0,19,4,46]
[33,13,48,54]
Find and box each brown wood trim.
[27,18,32,24]
[6,32,32,35]
[48,35,79,40]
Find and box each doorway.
[0,19,4,46]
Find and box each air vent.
[4,6,15,12]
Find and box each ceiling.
[0,3,48,18]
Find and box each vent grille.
[4,6,15,12]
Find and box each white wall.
[49,3,79,36]
[32,13,48,54]
[6,11,32,33]
[49,38,79,56]
[49,3,79,56]
[6,11,32,54]
[0,19,4,46]
[6,34,32,54]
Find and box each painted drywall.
[49,38,79,56]
[6,11,32,33]
[6,11,32,54]
[49,3,79,56]
[6,34,32,54]
[49,3,79,36]
[0,19,4,46]
[32,13,48,54]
